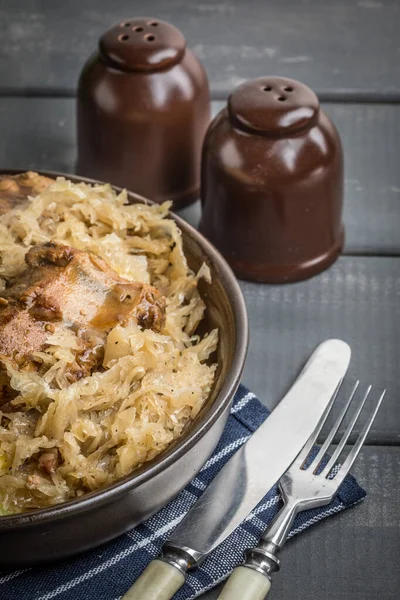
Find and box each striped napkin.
[1,384,365,600]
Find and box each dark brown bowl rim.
[0,169,249,528]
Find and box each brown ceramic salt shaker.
[77,18,210,209]
[200,77,344,282]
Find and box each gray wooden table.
[0,1,399,598]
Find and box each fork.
[218,381,385,600]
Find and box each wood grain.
[0,5,398,599]
[1,97,400,254]
[0,0,399,98]
[200,446,400,600]
[0,97,399,442]
[239,256,400,445]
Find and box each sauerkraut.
[0,178,217,513]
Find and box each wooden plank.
[1,97,399,254]
[0,98,76,174]
[0,94,398,600]
[0,0,399,98]
[200,446,400,599]
[325,102,400,255]
[0,98,399,442]
[239,255,400,445]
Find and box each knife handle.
[218,566,271,600]
[122,559,185,600]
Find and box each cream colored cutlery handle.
[218,566,271,600]
[122,559,185,600]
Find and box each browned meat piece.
[0,242,166,384]
[135,288,166,332]
[0,171,54,215]
[38,449,59,475]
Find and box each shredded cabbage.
[0,178,217,512]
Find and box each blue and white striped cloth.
[1,384,365,600]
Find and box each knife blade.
[122,339,351,600]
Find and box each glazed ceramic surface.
[200,77,344,282]
[77,18,210,209]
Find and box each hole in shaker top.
[123,22,131,27]
[284,86,294,92]
[101,20,186,72]
[228,78,319,136]
[149,21,159,26]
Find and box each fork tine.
[320,384,372,477]
[311,381,359,473]
[333,389,385,485]
[295,379,343,469]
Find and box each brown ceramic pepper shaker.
[200,77,344,283]
[77,18,210,209]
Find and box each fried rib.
[0,242,166,381]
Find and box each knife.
[122,339,351,600]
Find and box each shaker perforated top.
[228,77,320,136]
[99,17,186,72]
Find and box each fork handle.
[218,566,271,599]
[121,559,185,600]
